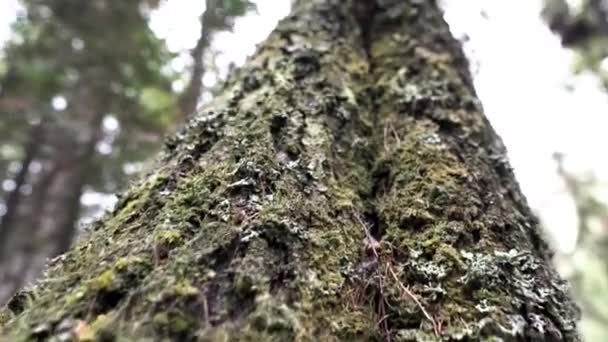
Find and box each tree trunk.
[176,1,213,121]
[0,0,580,340]
[0,117,46,244]
[0,89,105,307]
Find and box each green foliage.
[0,1,179,195]
[542,3,608,337]
[551,154,608,341]
[139,87,177,128]
[223,0,257,18]
[0,0,263,200]
[206,0,257,32]
[543,0,608,90]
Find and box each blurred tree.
[0,0,257,307]
[542,2,608,340]
[553,153,608,340]
[543,0,608,88]
[0,0,178,306]
[177,0,256,120]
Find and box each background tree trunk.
[0,0,580,341]
[0,0,179,308]
[0,88,105,307]
[0,117,46,243]
[176,1,214,121]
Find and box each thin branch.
[387,265,439,336]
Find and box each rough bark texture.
[0,0,580,341]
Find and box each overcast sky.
[3,0,608,252]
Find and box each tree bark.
[0,0,580,341]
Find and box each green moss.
[155,230,183,248]
[0,310,12,326]
[108,172,170,231]
[0,1,579,340]
[76,312,115,341]
[65,288,86,306]
[152,309,196,334]
[172,280,200,297]
[242,294,301,339]
[328,310,380,341]
[434,243,464,269]
[114,256,144,271]
[88,270,117,292]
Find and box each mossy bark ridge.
[1,0,580,341]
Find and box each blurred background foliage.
[543,0,608,89]
[543,0,608,340]
[0,0,256,306]
[1,0,608,340]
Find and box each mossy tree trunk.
[1,0,580,340]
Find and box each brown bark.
[1,1,580,341]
